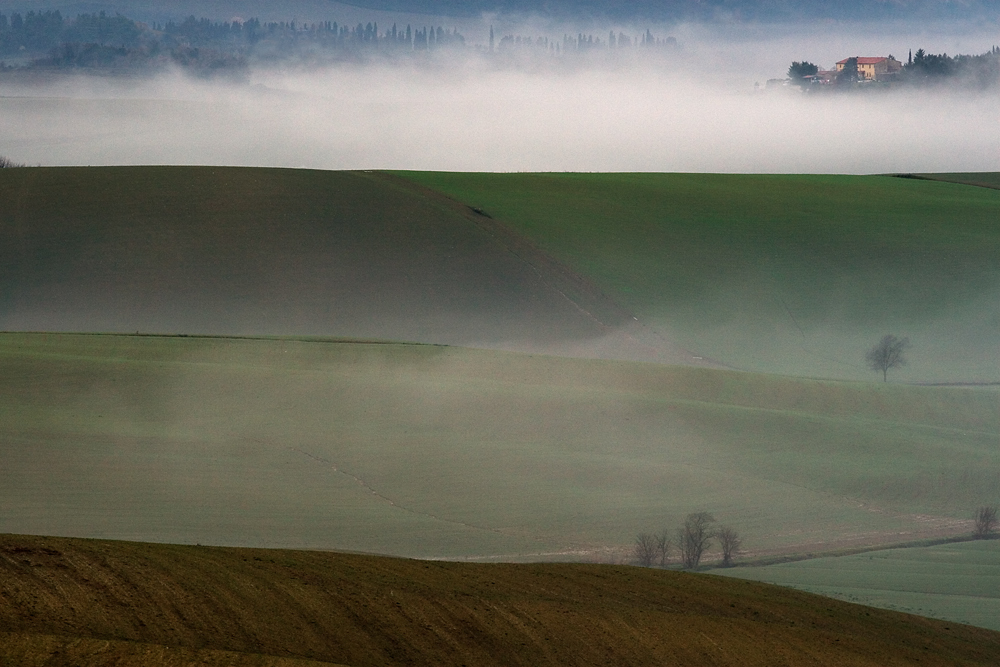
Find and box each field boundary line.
[891,173,1000,192]
[292,447,525,540]
[724,534,993,570]
[0,330,447,346]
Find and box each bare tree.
[656,529,671,568]
[716,526,742,567]
[677,512,715,569]
[866,334,911,382]
[0,155,23,168]
[974,506,998,539]
[632,532,657,567]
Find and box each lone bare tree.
[678,512,715,569]
[866,334,911,382]
[716,526,742,567]
[632,532,658,566]
[974,506,998,539]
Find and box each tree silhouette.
[787,61,818,86]
[866,334,910,382]
[655,529,671,567]
[716,526,742,567]
[974,506,998,539]
[837,56,859,85]
[632,532,657,566]
[677,512,715,569]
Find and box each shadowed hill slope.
[398,171,1000,382]
[0,166,685,363]
[2,533,1000,667]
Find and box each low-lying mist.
[2,19,998,173]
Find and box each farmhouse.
[805,69,837,84]
[836,56,902,80]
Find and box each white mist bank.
[1,52,998,173]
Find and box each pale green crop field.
[400,172,1000,383]
[717,540,1000,631]
[1,333,996,560]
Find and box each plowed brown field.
[1,534,998,666]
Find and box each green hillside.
[2,333,995,560]
[398,171,1000,382]
[719,540,1000,632]
[8,167,999,381]
[3,166,999,633]
[0,166,664,362]
[2,532,999,667]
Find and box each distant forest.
[319,0,1000,22]
[900,47,1000,87]
[0,10,676,76]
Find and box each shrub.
[974,505,998,539]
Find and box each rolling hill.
[3,165,999,650]
[2,532,1000,667]
[7,166,1000,381]
[3,166,999,556]
[1,332,995,560]
[0,166,688,364]
[398,171,1000,382]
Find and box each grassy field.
[3,166,999,642]
[6,167,999,380]
[1,332,996,560]
[2,532,999,667]
[0,166,655,361]
[718,539,1000,632]
[398,171,1000,382]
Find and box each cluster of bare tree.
[0,155,23,168]
[633,512,742,569]
[633,505,993,572]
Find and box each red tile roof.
[836,57,893,65]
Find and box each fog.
[2,19,999,173]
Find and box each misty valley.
[1,6,998,93]
[1,1,1000,665]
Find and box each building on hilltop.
[805,69,837,84]
[835,56,902,81]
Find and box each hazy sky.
[2,19,998,173]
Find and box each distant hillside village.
[0,9,676,76]
[779,48,1000,90]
